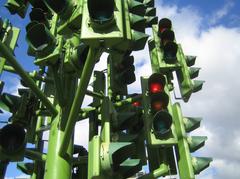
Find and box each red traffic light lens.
[148,73,166,94]
[150,82,164,93]
[132,101,141,107]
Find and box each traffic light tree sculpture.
[0,1,211,179]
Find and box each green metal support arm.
[0,41,58,116]
[59,47,100,157]
[25,149,47,162]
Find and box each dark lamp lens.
[152,101,164,111]
[153,111,172,137]
[150,93,169,111]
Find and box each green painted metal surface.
[0,1,211,179]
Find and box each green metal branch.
[59,47,100,157]
[50,65,64,107]
[86,89,104,99]
[25,149,47,162]
[0,41,58,116]
[114,94,142,107]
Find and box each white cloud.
[2,1,240,178]
[128,1,240,179]
[209,1,235,25]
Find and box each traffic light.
[88,97,142,178]
[26,22,55,57]
[63,39,90,74]
[173,102,212,178]
[43,0,83,34]
[141,73,177,146]
[108,51,136,98]
[26,21,63,65]
[0,123,26,161]
[5,0,29,18]
[81,0,123,47]
[141,73,178,177]
[0,93,21,113]
[148,18,180,73]
[157,18,178,64]
[176,45,204,102]
[81,0,149,51]
[88,136,142,178]
[115,0,151,51]
[0,18,20,51]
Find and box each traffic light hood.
[88,0,115,26]
[0,124,26,154]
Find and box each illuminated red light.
[132,101,141,107]
[150,82,163,93]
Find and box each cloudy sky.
[1,0,240,178]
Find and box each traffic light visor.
[148,73,166,94]
[26,22,55,52]
[158,18,172,33]
[0,124,26,154]
[44,0,66,13]
[29,8,46,23]
[88,0,114,24]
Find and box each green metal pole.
[31,117,45,179]
[59,47,99,157]
[44,105,73,179]
[0,41,57,116]
[173,103,195,179]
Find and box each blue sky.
[1,0,240,178]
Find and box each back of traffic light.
[88,97,142,178]
[176,45,204,102]
[5,0,29,18]
[0,88,40,161]
[108,51,136,99]
[172,103,212,178]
